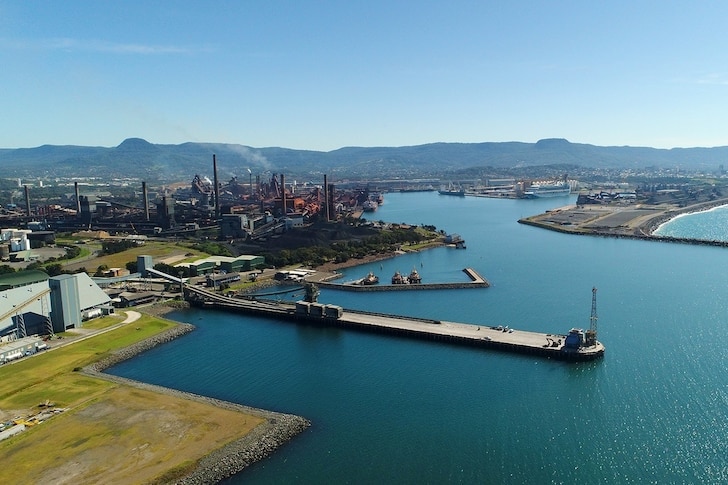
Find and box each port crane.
[585,287,598,346]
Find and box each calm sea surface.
[109,193,728,484]
[654,203,728,242]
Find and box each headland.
[518,196,728,246]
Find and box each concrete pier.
[184,285,604,362]
[315,267,490,292]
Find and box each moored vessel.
[360,272,379,285]
[391,271,407,284]
[408,268,422,284]
[438,183,465,196]
[362,199,378,212]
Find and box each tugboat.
[408,267,422,284]
[392,271,408,284]
[361,272,379,285]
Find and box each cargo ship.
[438,183,465,196]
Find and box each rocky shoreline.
[83,320,311,484]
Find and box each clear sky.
[1,1,727,151]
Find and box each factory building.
[220,214,249,239]
[0,270,111,339]
[206,272,240,288]
[177,255,265,277]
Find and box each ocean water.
[109,193,728,484]
[654,203,728,241]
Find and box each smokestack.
[324,174,329,222]
[280,173,286,216]
[248,168,253,198]
[24,185,31,217]
[328,183,335,220]
[213,154,220,219]
[74,182,81,214]
[142,181,150,221]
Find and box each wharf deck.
[185,285,603,361]
[316,267,490,291]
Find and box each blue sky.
[1,1,727,150]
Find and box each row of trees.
[0,245,84,276]
[261,226,437,268]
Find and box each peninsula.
[518,194,728,246]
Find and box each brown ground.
[3,385,264,484]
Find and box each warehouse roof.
[0,270,49,291]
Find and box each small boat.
[408,268,422,284]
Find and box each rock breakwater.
[83,322,310,483]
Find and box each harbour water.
[654,203,728,242]
[109,193,728,483]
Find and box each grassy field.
[61,241,209,273]
[0,314,265,483]
[0,315,175,409]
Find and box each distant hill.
[2,137,728,182]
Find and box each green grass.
[80,315,124,330]
[0,314,267,484]
[0,315,175,407]
[90,242,192,269]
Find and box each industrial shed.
[180,255,265,276]
[220,255,265,273]
[116,291,156,308]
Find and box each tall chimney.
[74,181,81,214]
[280,173,286,216]
[142,181,150,221]
[328,182,335,220]
[213,154,220,219]
[324,174,329,222]
[248,168,253,199]
[24,185,31,217]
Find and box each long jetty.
[317,267,490,292]
[184,285,604,362]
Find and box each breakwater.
[85,320,310,483]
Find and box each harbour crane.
[585,287,598,346]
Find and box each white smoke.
[223,145,273,172]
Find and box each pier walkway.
[184,285,603,361]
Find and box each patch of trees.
[260,226,434,268]
[190,242,233,257]
[0,265,15,275]
[25,261,86,276]
[153,262,190,278]
[101,240,139,255]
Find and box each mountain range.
[2,137,728,182]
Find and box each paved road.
[121,311,141,324]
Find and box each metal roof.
[0,270,49,290]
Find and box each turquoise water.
[109,193,728,483]
[654,203,728,241]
